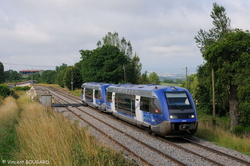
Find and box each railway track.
[37,86,250,166]
[40,86,185,166]
[181,137,250,166]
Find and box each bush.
[0,84,11,97]
[239,102,250,127]
[14,86,30,91]
[232,125,245,135]
[232,124,250,136]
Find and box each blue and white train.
[81,82,198,136]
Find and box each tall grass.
[0,97,19,127]
[0,97,19,161]
[14,101,136,166]
[195,121,250,155]
[71,89,82,97]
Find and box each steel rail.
[182,137,250,166]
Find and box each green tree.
[0,84,11,97]
[139,71,149,84]
[127,53,142,84]
[187,74,199,100]
[40,70,57,84]
[63,66,82,90]
[236,52,250,127]
[195,3,231,54]
[56,63,68,73]
[28,72,41,83]
[97,32,133,58]
[194,3,233,126]
[195,64,214,114]
[163,79,174,84]
[56,63,68,86]
[80,45,128,83]
[4,70,22,82]
[204,30,250,130]
[96,32,142,83]
[57,70,66,87]
[0,62,4,83]
[148,72,160,85]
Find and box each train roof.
[81,82,110,89]
[107,84,187,97]
[108,84,185,91]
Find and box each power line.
[2,62,56,68]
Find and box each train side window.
[140,97,150,112]
[95,90,101,99]
[140,97,162,114]
[115,93,135,116]
[107,92,112,102]
[151,98,162,114]
[85,88,93,102]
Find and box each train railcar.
[81,82,110,112]
[106,84,198,136]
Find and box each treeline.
[189,3,250,130]
[162,78,183,84]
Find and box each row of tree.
[79,32,141,84]
[192,3,250,129]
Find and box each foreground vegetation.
[0,93,137,166]
[195,110,250,155]
[0,97,19,162]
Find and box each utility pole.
[71,68,73,91]
[186,67,188,90]
[31,68,33,87]
[212,67,216,125]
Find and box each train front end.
[151,86,198,136]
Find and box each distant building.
[19,70,43,76]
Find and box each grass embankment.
[0,94,137,166]
[0,97,19,162]
[71,89,82,97]
[195,111,250,155]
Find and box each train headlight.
[170,115,177,119]
[189,114,195,118]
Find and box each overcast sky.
[1,0,250,75]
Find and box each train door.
[135,96,143,122]
[94,89,102,106]
[93,89,96,105]
[82,88,85,101]
[111,92,116,112]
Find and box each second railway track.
[37,86,250,166]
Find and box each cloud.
[0,0,249,74]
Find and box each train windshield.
[165,92,192,109]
